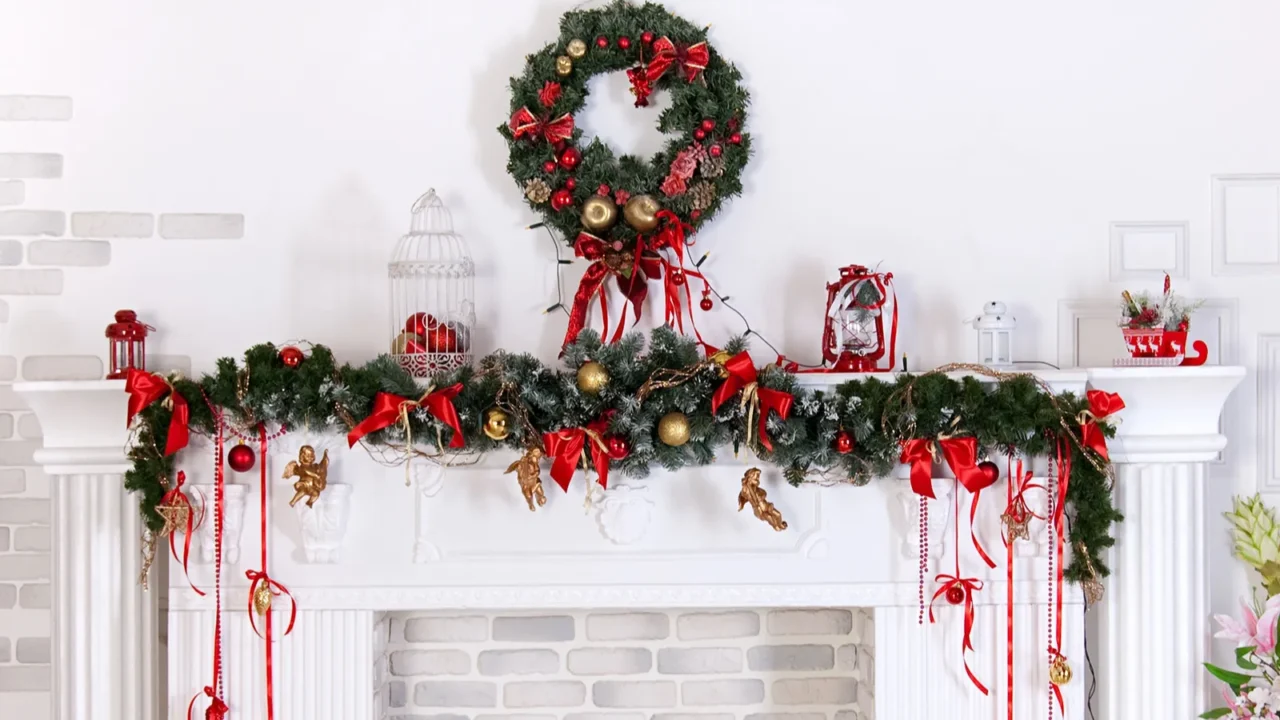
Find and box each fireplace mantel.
[17,365,1244,720]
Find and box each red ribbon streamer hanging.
[929,481,989,696]
[1048,436,1072,716]
[709,352,794,452]
[188,406,227,720]
[1079,389,1125,460]
[346,386,466,449]
[247,424,297,720]
[1005,456,1016,720]
[163,471,204,596]
[508,107,574,144]
[939,437,998,570]
[900,438,935,499]
[542,413,617,492]
[125,368,190,455]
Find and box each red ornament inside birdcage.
[106,309,151,379]
[821,265,897,372]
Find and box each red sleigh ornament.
[819,265,897,372]
[1117,274,1207,366]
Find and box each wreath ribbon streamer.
[125,368,190,455]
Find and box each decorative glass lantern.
[106,309,150,379]
[389,189,475,378]
[972,301,1015,367]
[821,264,897,372]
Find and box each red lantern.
[105,309,151,380]
[821,265,897,373]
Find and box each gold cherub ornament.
[506,446,547,512]
[283,445,329,508]
[738,467,787,531]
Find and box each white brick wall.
[380,610,874,720]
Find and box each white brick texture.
[383,610,874,720]
[0,211,64,236]
[27,240,111,267]
[21,355,103,381]
[0,270,63,295]
[0,96,72,121]
[0,181,23,206]
[70,211,154,238]
[158,213,245,239]
[0,154,62,179]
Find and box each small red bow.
[245,569,297,640]
[163,471,204,596]
[629,37,709,106]
[346,385,466,449]
[509,106,574,144]
[562,233,665,351]
[710,352,794,452]
[939,436,998,569]
[1079,389,1125,460]
[930,574,989,695]
[125,368,190,455]
[900,438,936,499]
[189,686,227,720]
[542,413,622,491]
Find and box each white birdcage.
[389,189,475,378]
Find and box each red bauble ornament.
[559,146,581,170]
[565,177,577,190]
[700,295,714,311]
[977,460,1000,486]
[709,144,723,158]
[550,188,574,211]
[596,36,609,48]
[701,119,715,132]
[694,129,706,141]
[607,435,630,459]
[671,269,686,285]
[641,31,654,44]
[618,36,632,50]
[406,312,438,336]
[691,209,702,219]
[945,585,966,605]
[833,430,854,454]
[728,117,739,130]
[279,346,304,368]
[427,324,460,353]
[543,160,557,173]
[729,133,742,145]
[597,184,611,196]
[227,444,256,473]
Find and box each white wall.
[0,0,1278,716]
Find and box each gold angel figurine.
[283,445,329,508]
[505,446,547,512]
[738,467,787,531]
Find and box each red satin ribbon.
[189,403,226,720]
[1005,457,1016,720]
[1048,437,1072,715]
[125,368,190,455]
[247,424,297,720]
[188,686,227,720]
[940,437,998,569]
[1079,389,1125,460]
[164,471,204,596]
[346,386,466,449]
[629,38,709,105]
[709,352,794,452]
[930,480,989,696]
[900,438,935,499]
[508,107,574,144]
[542,413,618,492]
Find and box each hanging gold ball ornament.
[657,411,691,447]
[710,349,732,378]
[565,38,588,59]
[580,195,619,233]
[577,361,610,395]
[623,194,661,232]
[1048,656,1073,685]
[482,407,511,441]
[555,55,574,77]
[252,584,272,616]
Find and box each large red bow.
[628,37,709,105]
[899,438,936,499]
[346,385,466,449]
[509,106,574,144]
[930,574,989,695]
[561,233,667,351]
[939,436,998,569]
[1079,389,1125,460]
[163,471,204,596]
[542,413,621,492]
[125,368,190,455]
[711,352,794,452]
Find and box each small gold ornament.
[1048,655,1073,685]
[738,467,787,531]
[566,38,588,59]
[253,583,272,615]
[391,331,425,354]
[555,55,574,77]
[505,446,547,512]
[657,411,691,446]
[710,349,732,378]
[156,501,191,538]
[577,361,610,395]
[483,407,511,441]
[623,194,661,232]
[580,195,619,232]
[283,445,329,508]
[1000,510,1030,543]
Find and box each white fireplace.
[17,365,1243,720]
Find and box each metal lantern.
[389,189,475,378]
[973,301,1015,367]
[106,309,150,379]
[821,264,897,372]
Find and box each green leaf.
[1200,709,1231,719]
[1235,646,1258,669]
[1205,662,1253,687]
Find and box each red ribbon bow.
[562,233,671,351]
[346,385,466,449]
[125,368,190,455]
[509,106,574,144]
[188,686,228,720]
[163,471,204,596]
[1079,389,1125,460]
[628,38,709,106]
[899,438,936,499]
[245,570,298,640]
[542,413,620,492]
[930,574,989,695]
[939,437,998,569]
[710,352,794,452]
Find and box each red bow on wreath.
[346,385,466,450]
[542,412,623,492]
[125,368,190,455]
[711,352,794,452]
[629,37,709,105]
[509,106,575,144]
[1078,389,1124,460]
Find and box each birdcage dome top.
[390,189,473,271]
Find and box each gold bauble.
[710,350,732,378]
[658,411,691,446]
[623,194,661,232]
[483,407,511,441]
[391,331,425,354]
[253,584,272,616]
[580,195,619,233]
[555,55,574,77]
[1048,656,1072,685]
[566,38,588,60]
[577,361,610,395]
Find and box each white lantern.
[973,301,1015,367]
[389,189,475,378]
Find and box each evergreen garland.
[125,327,1121,583]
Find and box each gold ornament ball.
[483,407,511,441]
[566,38,588,59]
[1048,657,1072,685]
[391,331,425,354]
[580,195,619,232]
[710,349,732,378]
[555,55,574,77]
[253,584,272,616]
[657,411,691,447]
[623,194,661,232]
[577,361,610,395]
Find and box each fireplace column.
[17,380,160,720]
[1087,367,1245,720]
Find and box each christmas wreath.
[499,1,750,347]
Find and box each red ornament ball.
[279,346,304,368]
[700,119,715,132]
[671,269,686,285]
[694,129,706,141]
[426,324,460,353]
[729,133,743,145]
[728,117,739,130]
[597,184,611,196]
[833,430,854,455]
[543,160,557,173]
[607,435,630,459]
[641,31,654,44]
[558,146,581,171]
[977,460,1000,487]
[691,209,702,219]
[709,144,723,158]
[405,312,438,336]
[945,585,966,605]
[596,36,609,48]
[227,444,256,473]
[699,295,714,311]
[565,177,577,190]
[617,36,631,50]
[550,188,574,211]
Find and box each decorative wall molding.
[1260,334,1280,491]
[1109,221,1188,281]
[1212,174,1280,276]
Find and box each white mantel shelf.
[16,365,1245,720]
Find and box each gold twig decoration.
[636,359,717,401]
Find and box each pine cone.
[1227,495,1280,571]
[689,181,716,211]
[524,178,551,204]
[700,155,726,178]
